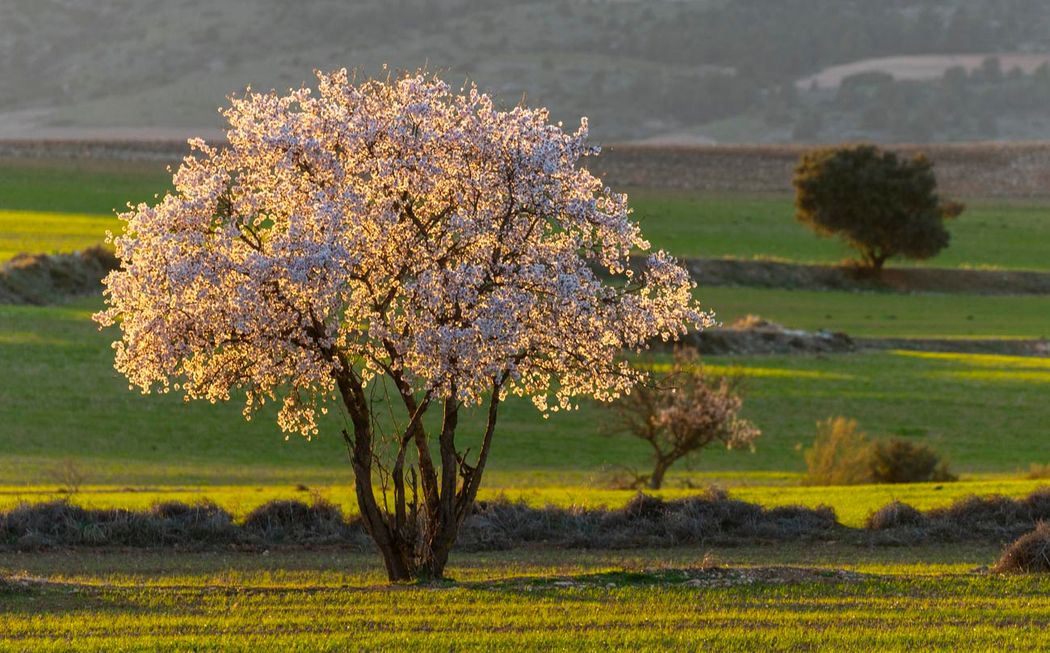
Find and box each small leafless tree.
[611,348,760,489]
[49,458,87,495]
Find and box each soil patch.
[682,319,856,356]
[674,315,1050,357]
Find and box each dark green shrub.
[870,438,956,484]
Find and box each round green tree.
[793,144,963,273]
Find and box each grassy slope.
[0,158,1047,486]
[1,547,1047,651]
[2,298,1048,486]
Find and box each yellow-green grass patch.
[0,210,120,261]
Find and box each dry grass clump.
[0,500,239,549]
[728,314,782,331]
[8,489,1050,551]
[0,246,118,305]
[241,498,355,544]
[866,501,926,530]
[803,417,873,485]
[1027,463,1050,479]
[993,523,1050,573]
[867,488,1050,543]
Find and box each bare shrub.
[993,523,1050,573]
[870,438,956,484]
[803,417,873,485]
[609,347,760,489]
[1027,463,1050,479]
[48,459,87,495]
[866,501,926,530]
[589,465,648,490]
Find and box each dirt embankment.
[677,316,1050,358]
[682,257,1050,296]
[686,326,1050,357]
[0,139,192,162]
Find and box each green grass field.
[2,297,1048,488]
[3,159,1050,271]
[702,286,1050,338]
[2,158,1047,486]
[2,546,1047,651]
[631,188,1050,271]
[2,156,1050,647]
[0,158,172,215]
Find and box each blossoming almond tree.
[95,69,709,581]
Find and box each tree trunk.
[648,458,672,490]
[341,376,504,583]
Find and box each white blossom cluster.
[95,69,711,436]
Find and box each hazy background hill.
[4,0,1050,143]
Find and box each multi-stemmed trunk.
[335,362,502,582]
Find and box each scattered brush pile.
[459,490,841,550]
[866,488,1050,544]
[0,491,839,552]
[4,488,1050,551]
[0,498,368,550]
[0,246,117,304]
